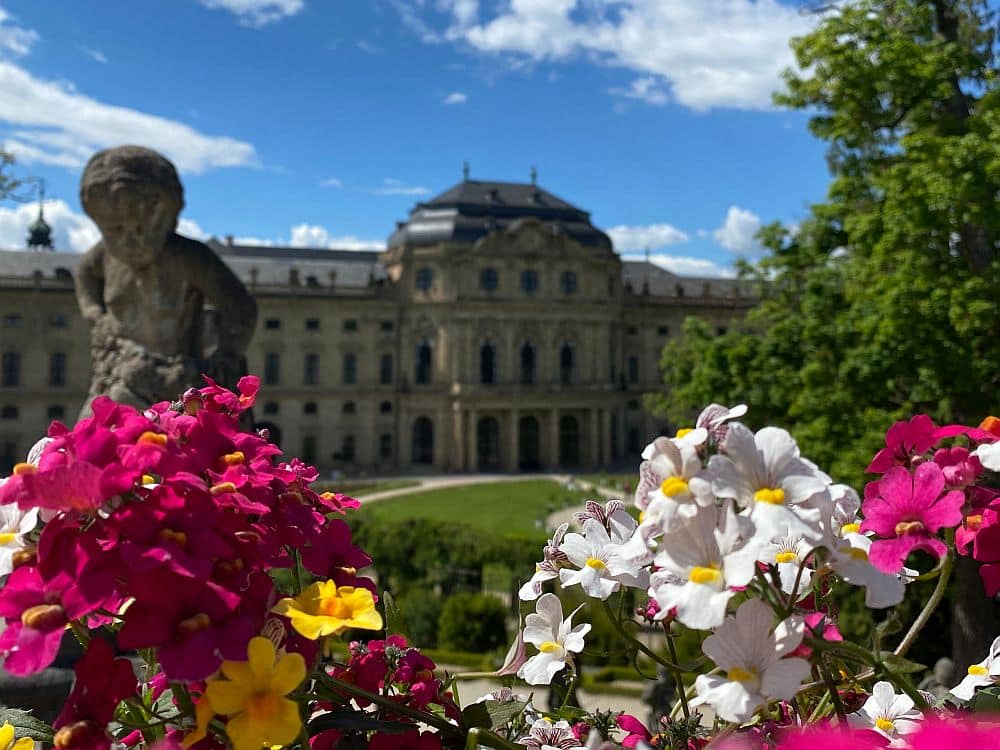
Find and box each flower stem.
[663,623,691,720]
[893,550,953,659]
[600,600,685,672]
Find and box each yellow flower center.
[727,667,757,683]
[849,548,869,561]
[689,565,722,585]
[894,520,925,536]
[221,451,245,466]
[137,431,168,447]
[20,603,66,630]
[0,532,16,546]
[141,474,156,485]
[969,665,989,676]
[875,718,895,733]
[775,551,798,564]
[967,514,984,530]
[539,641,561,653]
[841,523,860,534]
[210,482,237,496]
[660,477,689,497]
[12,463,35,476]
[675,428,693,439]
[754,487,786,505]
[585,557,606,570]
[246,691,281,722]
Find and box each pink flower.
[617,714,651,748]
[774,725,885,750]
[861,463,964,573]
[907,718,1000,749]
[788,611,842,659]
[866,415,941,474]
[933,447,983,489]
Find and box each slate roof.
[388,180,612,250]
[622,261,751,299]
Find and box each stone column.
[452,406,465,472]
[467,408,478,472]
[601,408,612,469]
[589,408,599,468]
[548,408,560,469]
[400,406,410,470]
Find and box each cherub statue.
[75,145,257,416]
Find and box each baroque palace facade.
[0,179,754,475]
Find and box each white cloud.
[0,199,99,252]
[78,46,108,64]
[419,0,813,111]
[607,222,688,252]
[443,91,468,105]
[177,217,209,240]
[289,223,385,251]
[609,76,668,106]
[364,178,430,196]
[357,40,387,54]
[712,205,762,254]
[0,6,37,59]
[197,0,303,27]
[628,252,736,278]
[0,61,258,173]
[321,176,343,188]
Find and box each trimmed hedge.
[437,592,508,653]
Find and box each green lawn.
[312,479,420,497]
[359,479,592,537]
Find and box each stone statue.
[918,657,956,699]
[75,146,257,414]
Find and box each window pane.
[264,353,280,385]
[343,353,357,385]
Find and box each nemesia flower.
[520,718,581,749]
[204,636,306,750]
[634,436,713,516]
[866,415,941,474]
[950,635,1000,700]
[907,718,1000,749]
[496,616,528,677]
[520,523,572,601]
[696,402,748,444]
[861,463,964,573]
[518,593,590,685]
[828,533,907,608]
[691,599,810,723]
[847,681,923,746]
[0,505,37,577]
[650,502,761,630]
[758,531,813,598]
[559,519,647,599]
[0,724,32,750]
[272,579,381,640]
[708,423,830,543]
[772,726,884,750]
[975,441,1000,472]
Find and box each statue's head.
[80,146,184,268]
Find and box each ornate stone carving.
[74,146,257,415]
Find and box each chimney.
[225,235,234,247]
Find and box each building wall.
[0,237,754,476]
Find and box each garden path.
[357,473,573,503]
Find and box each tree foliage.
[0,148,20,200]
[652,0,1000,486]
[650,0,1000,669]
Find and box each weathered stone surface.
[74,145,257,415]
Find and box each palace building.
[0,178,755,475]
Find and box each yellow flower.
[272,580,382,640]
[0,723,33,750]
[204,636,305,750]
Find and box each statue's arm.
[183,238,258,354]
[75,245,106,323]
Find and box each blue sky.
[0,0,831,277]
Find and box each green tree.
[650,0,999,669]
[0,148,20,199]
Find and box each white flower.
[634,437,713,519]
[519,718,581,749]
[758,532,813,599]
[560,519,647,599]
[974,442,1000,472]
[696,403,748,444]
[691,599,810,723]
[520,523,571,601]
[950,635,1000,701]
[828,533,906,608]
[650,502,761,630]
[708,423,830,543]
[848,681,923,746]
[0,504,38,577]
[518,593,590,686]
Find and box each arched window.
[342,401,356,415]
[559,416,580,465]
[412,417,434,464]
[559,344,574,386]
[342,353,357,385]
[341,435,356,462]
[520,343,535,385]
[627,356,639,384]
[380,353,393,385]
[477,417,500,470]
[415,340,432,384]
[480,342,496,385]
[379,433,393,459]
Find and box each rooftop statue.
[75,146,257,416]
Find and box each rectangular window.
[301,435,317,465]
[305,318,320,331]
[657,325,669,337]
[627,356,639,385]
[3,314,22,328]
[521,269,539,294]
[379,433,392,459]
[304,353,320,386]
[341,435,356,462]
[380,354,393,385]
[560,271,578,295]
[627,325,638,335]
[343,353,357,385]
[47,404,65,420]
[1,352,20,387]
[49,313,68,328]
[264,353,280,385]
[343,319,358,332]
[264,318,281,330]
[380,320,394,332]
[49,352,67,387]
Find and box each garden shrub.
[397,587,444,649]
[437,592,508,653]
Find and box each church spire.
[26,179,53,251]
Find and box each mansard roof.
[387,179,612,251]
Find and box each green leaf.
[0,709,54,743]
[878,652,926,675]
[484,699,528,729]
[972,687,1000,714]
[460,702,492,730]
[307,709,412,734]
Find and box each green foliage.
[437,592,508,653]
[396,587,444,648]
[0,149,20,200]
[650,0,1000,487]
